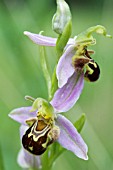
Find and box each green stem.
[49,148,65,169]
[41,150,50,170]
[39,45,52,100]
[49,66,58,101]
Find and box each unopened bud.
[52,0,72,34]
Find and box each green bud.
[52,0,72,34]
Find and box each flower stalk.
[50,66,58,101]
[39,41,52,101]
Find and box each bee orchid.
[24,25,111,112]
[9,96,88,169]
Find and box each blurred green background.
[0,0,113,169]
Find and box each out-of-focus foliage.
[0,0,113,170]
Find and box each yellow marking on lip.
[27,121,51,142]
[33,126,51,142]
[29,146,33,151]
[28,132,32,138]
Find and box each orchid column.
[9,0,111,170]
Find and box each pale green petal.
[76,25,111,45]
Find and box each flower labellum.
[22,98,60,155]
[84,61,100,82]
[72,47,100,82]
[22,119,60,155]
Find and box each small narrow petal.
[17,147,41,169]
[51,72,84,113]
[56,114,88,160]
[56,45,75,88]
[24,31,57,46]
[9,106,37,125]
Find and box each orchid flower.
[9,95,88,169]
[24,25,111,113]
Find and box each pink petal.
[51,72,84,113]
[56,45,76,88]
[24,31,74,48]
[17,147,41,169]
[24,31,57,46]
[56,114,88,160]
[9,106,37,125]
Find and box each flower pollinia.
[9,96,88,169]
[24,25,111,112]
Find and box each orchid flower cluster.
[9,0,111,169]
